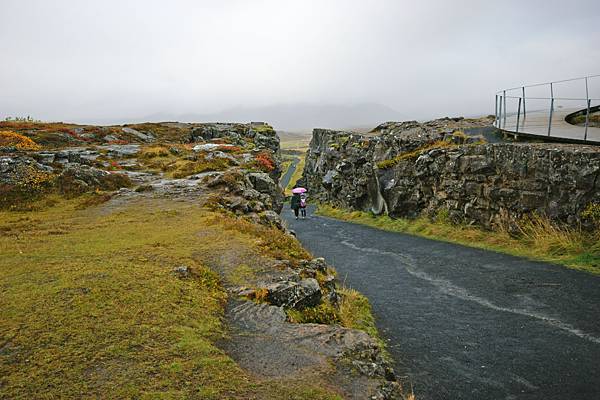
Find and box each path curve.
[280,156,300,189]
[500,107,600,143]
[283,208,600,400]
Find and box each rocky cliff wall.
[301,118,600,229]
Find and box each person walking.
[299,193,307,219]
[291,192,301,220]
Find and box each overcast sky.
[1,0,599,129]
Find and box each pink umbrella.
[291,187,307,194]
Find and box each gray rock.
[36,152,57,164]
[265,278,322,309]
[260,210,282,228]
[102,134,119,142]
[122,127,155,143]
[240,153,254,163]
[206,150,238,164]
[247,172,275,192]
[224,298,403,399]
[192,143,221,152]
[54,148,99,163]
[99,144,140,157]
[172,265,191,278]
[300,257,328,273]
[57,164,108,189]
[189,123,280,155]
[247,172,284,213]
[322,170,338,185]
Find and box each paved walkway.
[500,107,600,143]
[283,208,600,400]
[279,156,300,189]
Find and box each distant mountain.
[143,103,404,132]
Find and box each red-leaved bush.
[256,152,275,172]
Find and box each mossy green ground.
[317,204,600,275]
[0,197,342,399]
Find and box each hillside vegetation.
[1,120,404,399]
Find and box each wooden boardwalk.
[498,107,600,144]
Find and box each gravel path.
[279,157,300,189]
[283,207,600,400]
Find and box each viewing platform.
[494,75,600,144]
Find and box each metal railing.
[494,74,600,142]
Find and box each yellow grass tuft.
[376,140,454,169]
[0,130,41,150]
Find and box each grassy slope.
[317,205,600,275]
[0,196,342,400]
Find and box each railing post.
[494,95,498,127]
[522,86,526,119]
[548,98,554,137]
[503,90,507,129]
[547,82,554,137]
[498,95,503,129]
[584,99,591,142]
[584,77,590,141]
[516,97,522,133]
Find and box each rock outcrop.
[224,299,401,400]
[0,154,133,205]
[302,117,600,229]
[222,255,401,399]
[189,122,280,155]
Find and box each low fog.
[1,0,599,131]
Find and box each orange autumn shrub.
[0,130,41,150]
[256,151,275,172]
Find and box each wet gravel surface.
[283,208,600,400]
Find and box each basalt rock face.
[302,118,492,214]
[380,143,600,228]
[301,128,380,212]
[302,117,600,229]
